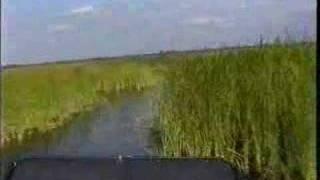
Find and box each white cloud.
[70,5,94,15]
[179,2,192,9]
[48,24,73,33]
[188,17,212,25]
[186,16,233,28]
[211,17,226,24]
[254,1,272,6]
[240,3,247,9]
[240,0,248,9]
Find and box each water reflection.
[1,91,156,172]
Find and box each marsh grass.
[1,41,316,179]
[2,60,161,146]
[155,42,316,179]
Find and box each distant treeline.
[2,40,314,70]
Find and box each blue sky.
[1,0,317,65]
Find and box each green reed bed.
[155,43,316,179]
[1,60,161,146]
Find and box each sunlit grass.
[155,42,316,179]
[1,41,316,179]
[2,60,162,145]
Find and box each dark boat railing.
[3,156,249,180]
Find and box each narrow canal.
[2,91,157,164]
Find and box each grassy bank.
[2,60,162,145]
[1,42,316,179]
[155,42,316,179]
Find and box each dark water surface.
[2,92,157,166]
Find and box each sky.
[1,0,317,65]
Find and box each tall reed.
[156,42,316,179]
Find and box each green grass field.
[1,42,316,179]
[2,60,162,144]
[154,42,316,179]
